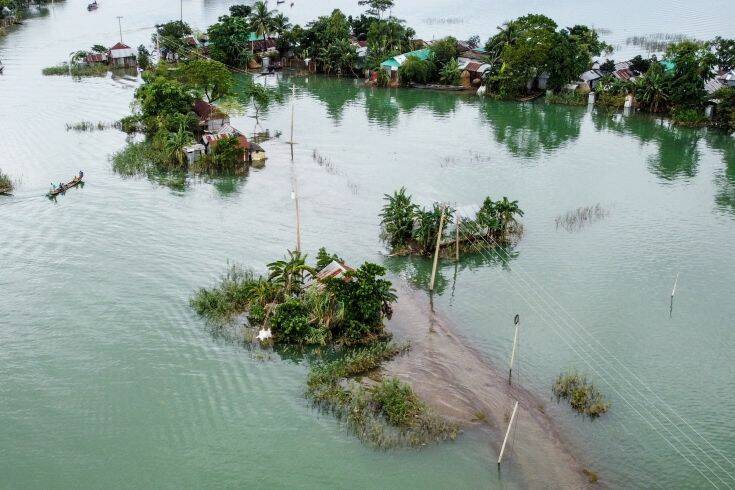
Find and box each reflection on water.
[481,101,585,158]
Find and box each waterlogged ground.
[2,1,735,488]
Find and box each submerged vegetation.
[42,63,108,77]
[380,187,523,256]
[191,249,457,448]
[66,120,123,132]
[553,371,610,418]
[554,204,609,232]
[0,169,13,194]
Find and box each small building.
[107,42,136,68]
[194,99,230,132]
[201,124,266,163]
[458,58,491,82]
[580,69,604,90]
[84,52,108,64]
[380,48,431,73]
[724,69,735,88]
[183,143,205,164]
[249,142,266,162]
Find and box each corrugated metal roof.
[380,48,431,70]
[580,69,603,82]
[613,68,635,81]
[315,261,354,282]
[705,77,725,95]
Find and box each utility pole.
[289,83,301,253]
[179,0,183,23]
[497,401,519,469]
[116,16,123,43]
[429,206,446,292]
[508,314,520,385]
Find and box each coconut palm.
[271,12,291,36]
[267,250,316,297]
[250,0,275,40]
[495,197,524,237]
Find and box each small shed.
[249,142,266,162]
[107,42,136,68]
[580,69,604,90]
[84,53,108,64]
[183,143,205,164]
[194,99,230,132]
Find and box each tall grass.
[553,371,610,418]
[42,63,108,77]
[66,120,122,132]
[555,204,609,232]
[190,265,258,323]
[306,342,458,448]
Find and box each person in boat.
[79,170,84,179]
[59,182,64,190]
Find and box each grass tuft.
[553,371,610,418]
[555,204,609,232]
[0,169,13,194]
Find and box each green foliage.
[545,90,587,106]
[267,250,316,297]
[429,36,459,71]
[712,87,735,132]
[135,76,195,131]
[439,57,460,85]
[42,63,108,77]
[250,0,275,39]
[629,55,651,74]
[299,9,355,75]
[154,20,192,57]
[358,0,394,18]
[307,342,407,388]
[195,134,245,174]
[325,263,396,342]
[398,55,432,85]
[553,371,610,418]
[316,247,343,271]
[370,378,423,427]
[366,18,414,70]
[376,69,390,87]
[380,189,524,255]
[207,14,253,67]
[671,107,708,127]
[664,40,716,108]
[90,44,107,53]
[137,45,151,70]
[380,187,417,249]
[190,265,258,323]
[633,62,670,113]
[0,169,13,194]
[229,4,252,18]
[708,36,735,71]
[177,59,233,103]
[271,298,311,341]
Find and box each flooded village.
[2,0,735,488]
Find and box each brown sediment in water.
[384,280,596,488]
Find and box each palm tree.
[250,1,275,40]
[495,197,524,237]
[271,13,291,36]
[634,63,670,113]
[267,250,316,297]
[164,126,194,169]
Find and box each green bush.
[0,169,13,194]
[370,377,424,428]
[546,90,587,106]
[398,56,433,85]
[189,265,257,322]
[671,107,708,127]
[271,298,312,341]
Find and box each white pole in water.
[289,84,301,253]
[429,206,446,291]
[290,84,295,145]
[498,401,519,468]
[455,209,460,262]
[508,314,520,385]
[671,272,679,298]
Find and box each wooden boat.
[47,176,83,197]
[87,1,98,11]
[409,82,468,91]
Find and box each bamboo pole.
[498,401,519,468]
[429,207,446,291]
[509,322,519,385]
[455,209,460,262]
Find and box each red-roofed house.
[107,42,136,68]
[193,99,230,132]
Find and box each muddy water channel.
[2,1,735,488]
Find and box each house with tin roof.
[107,42,136,68]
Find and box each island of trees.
[380,188,524,256]
[191,248,458,447]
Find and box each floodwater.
[2,1,735,488]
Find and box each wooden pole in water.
[429,206,446,291]
[455,209,460,262]
[509,314,520,385]
[289,84,301,253]
[498,401,519,469]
